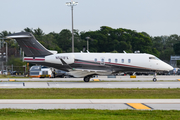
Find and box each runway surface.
[1,75,180,82]
[0,82,180,88]
[0,99,180,110]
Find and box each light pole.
[86,37,90,51]
[66,0,78,53]
[5,42,8,63]
[5,42,8,72]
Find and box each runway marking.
[126,103,152,110]
[8,79,16,81]
[93,79,100,81]
[130,75,136,78]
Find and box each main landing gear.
[153,72,157,82]
[83,75,92,82]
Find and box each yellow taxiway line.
[126,103,152,110]
[8,79,16,82]
[93,79,100,81]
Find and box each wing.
[68,68,112,78]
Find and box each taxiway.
[0,82,179,88]
[1,75,180,82]
[0,99,179,110]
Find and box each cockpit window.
[155,57,160,60]
[149,57,156,59]
[149,57,159,60]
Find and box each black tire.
[84,76,90,82]
[61,75,64,78]
[153,78,157,82]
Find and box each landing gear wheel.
[153,78,157,82]
[84,76,90,82]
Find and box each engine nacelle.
[45,53,74,64]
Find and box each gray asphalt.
[0,82,180,88]
[0,99,179,110]
[1,75,180,82]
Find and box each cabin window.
[108,59,111,62]
[101,58,104,63]
[100,58,105,65]
[121,59,124,63]
[115,59,118,63]
[128,59,131,63]
[94,58,97,62]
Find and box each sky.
[0,0,180,36]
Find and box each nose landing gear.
[153,78,157,82]
[153,72,157,82]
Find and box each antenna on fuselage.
[123,51,127,54]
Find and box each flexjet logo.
[56,56,69,59]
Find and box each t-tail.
[6,32,52,57]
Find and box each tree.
[34,28,44,36]
[57,29,72,52]
[0,30,11,37]
[24,27,34,33]
[38,34,62,53]
[8,56,26,72]
[173,42,180,55]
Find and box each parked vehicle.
[2,70,8,75]
[173,68,179,75]
[30,66,54,78]
[29,66,41,78]
[11,71,20,75]
[177,69,180,75]
[40,66,54,78]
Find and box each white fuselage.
[25,52,173,77]
[71,53,173,71]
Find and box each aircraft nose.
[168,65,173,71]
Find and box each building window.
[115,59,118,63]
[122,59,124,63]
[128,59,131,63]
[94,58,97,62]
[108,59,111,62]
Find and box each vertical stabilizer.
[6,32,52,57]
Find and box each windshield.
[30,66,41,71]
[41,66,48,69]
[149,56,160,60]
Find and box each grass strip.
[0,75,28,78]
[0,109,179,120]
[0,88,180,99]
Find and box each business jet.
[6,32,173,82]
